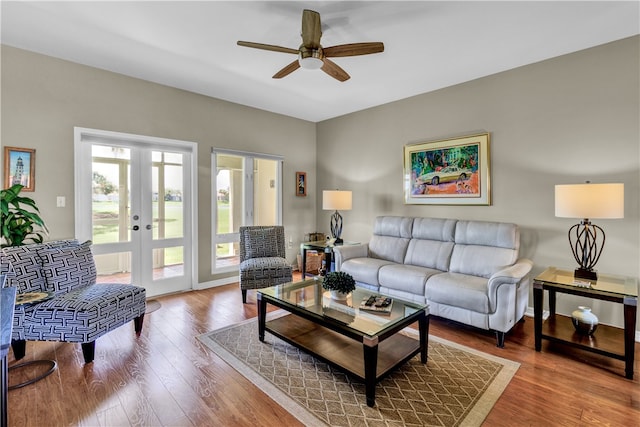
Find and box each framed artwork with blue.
[4,146,36,191]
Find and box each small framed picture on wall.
[4,146,36,191]
[296,172,306,196]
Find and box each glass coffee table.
[257,279,429,407]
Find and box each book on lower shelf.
[359,295,393,314]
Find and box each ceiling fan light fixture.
[298,48,323,69]
[238,9,382,81]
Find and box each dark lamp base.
[574,267,598,281]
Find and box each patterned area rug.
[197,314,519,427]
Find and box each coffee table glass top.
[535,267,638,297]
[259,279,428,336]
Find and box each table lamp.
[555,182,624,280]
[322,190,352,244]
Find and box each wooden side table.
[533,267,638,379]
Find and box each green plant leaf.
[0,184,48,247]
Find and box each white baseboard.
[524,306,640,343]
[194,275,237,290]
[524,307,549,320]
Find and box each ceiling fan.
[237,9,384,82]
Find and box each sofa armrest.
[487,258,533,307]
[333,244,369,271]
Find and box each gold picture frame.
[4,146,36,191]
[404,133,491,205]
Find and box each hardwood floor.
[7,277,640,426]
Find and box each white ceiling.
[1,1,638,122]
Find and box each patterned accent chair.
[1,240,146,363]
[239,226,292,303]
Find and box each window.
[212,149,282,272]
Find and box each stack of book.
[359,295,393,314]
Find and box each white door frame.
[74,127,198,296]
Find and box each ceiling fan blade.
[323,42,385,57]
[321,58,350,82]
[237,41,298,55]
[273,60,301,79]
[301,9,322,48]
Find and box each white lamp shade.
[555,183,624,219]
[323,190,352,211]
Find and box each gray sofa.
[333,216,533,347]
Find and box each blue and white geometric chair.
[239,226,292,303]
[1,240,146,363]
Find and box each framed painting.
[404,133,491,205]
[4,146,36,191]
[296,171,307,196]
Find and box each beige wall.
[0,45,317,285]
[2,36,639,330]
[316,36,640,329]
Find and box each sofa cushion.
[243,227,280,259]
[404,239,454,271]
[450,221,519,278]
[240,257,291,281]
[1,240,80,293]
[38,240,97,293]
[369,235,410,264]
[454,220,519,250]
[426,272,490,313]
[373,216,414,239]
[411,217,457,241]
[17,282,146,343]
[378,264,442,296]
[341,257,394,287]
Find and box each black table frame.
[533,269,637,379]
[300,241,333,277]
[257,290,429,407]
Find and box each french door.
[75,128,197,297]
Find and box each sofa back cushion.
[368,216,413,263]
[38,240,97,293]
[404,218,457,270]
[239,226,286,261]
[450,220,520,278]
[1,240,80,293]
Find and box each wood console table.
[533,267,638,379]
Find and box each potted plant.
[322,271,356,300]
[1,184,48,247]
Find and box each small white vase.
[330,290,350,300]
[571,306,598,335]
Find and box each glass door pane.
[92,145,133,283]
[253,158,278,226]
[213,153,244,270]
[215,154,243,234]
[150,151,185,279]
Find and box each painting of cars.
[415,165,474,186]
[403,133,491,205]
